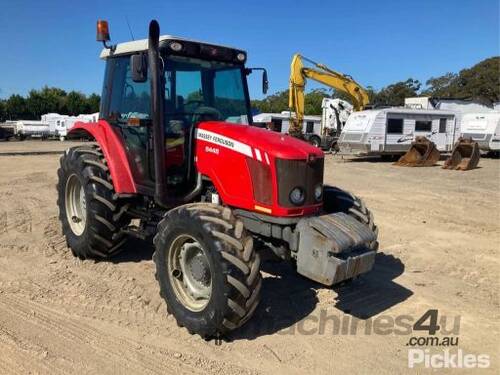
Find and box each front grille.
[276,158,324,208]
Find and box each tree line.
[251,56,499,114]
[0,87,100,122]
[1,57,498,122]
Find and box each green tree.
[0,100,6,122]
[452,57,499,105]
[26,86,67,118]
[65,91,87,115]
[252,89,328,115]
[373,78,421,106]
[422,72,458,97]
[251,90,289,113]
[85,93,101,113]
[5,94,27,120]
[304,88,328,115]
[422,57,499,105]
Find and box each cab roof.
[100,35,242,59]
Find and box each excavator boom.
[288,54,369,137]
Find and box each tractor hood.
[197,121,324,160]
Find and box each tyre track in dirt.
[0,147,498,374]
[0,294,258,375]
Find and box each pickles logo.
[408,349,490,369]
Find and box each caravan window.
[439,118,447,133]
[271,119,282,132]
[415,120,432,132]
[306,121,314,133]
[387,118,403,134]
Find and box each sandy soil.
[0,141,498,374]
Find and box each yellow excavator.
[288,54,370,143]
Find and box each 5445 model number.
[205,146,220,155]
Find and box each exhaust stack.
[148,20,168,207]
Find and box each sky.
[0,0,498,100]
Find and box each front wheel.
[153,203,261,338]
[323,185,379,251]
[57,145,130,259]
[309,136,321,148]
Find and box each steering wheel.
[192,106,223,124]
[184,99,205,108]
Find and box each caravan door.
[434,117,450,151]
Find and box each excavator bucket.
[442,137,480,171]
[394,136,440,167]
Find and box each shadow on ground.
[106,238,411,341]
[110,236,155,263]
[229,251,412,341]
[333,252,413,319]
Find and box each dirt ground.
[0,140,498,374]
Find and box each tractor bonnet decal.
[196,128,253,157]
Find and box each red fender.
[69,120,137,194]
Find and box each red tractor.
[57,20,378,337]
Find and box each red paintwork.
[69,121,137,193]
[195,122,323,217]
[70,120,324,217]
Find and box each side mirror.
[131,54,148,82]
[262,70,269,94]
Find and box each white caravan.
[338,108,457,156]
[252,111,322,135]
[460,112,500,152]
[41,113,69,138]
[253,98,352,149]
[40,112,99,140]
[57,113,99,140]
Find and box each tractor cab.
[98,27,264,197]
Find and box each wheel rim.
[168,234,212,312]
[65,174,87,236]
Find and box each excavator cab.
[394,136,440,167]
[443,137,480,171]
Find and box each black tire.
[57,144,130,259]
[323,185,379,251]
[330,141,340,153]
[309,136,321,148]
[153,203,261,338]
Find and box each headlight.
[314,184,323,201]
[289,187,305,206]
[169,41,183,52]
[236,52,246,62]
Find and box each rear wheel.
[153,203,261,338]
[57,144,130,259]
[309,136,321,148]
[323,185,379,251]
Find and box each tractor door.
[101,56,153,189]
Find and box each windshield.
[163,55,251,134]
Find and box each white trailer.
[41,112,99,140]
[15,120,50,139]
[460,112,500,152]
[338,108,457,156]
[253,99,352,149]
[252,112,322,135]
